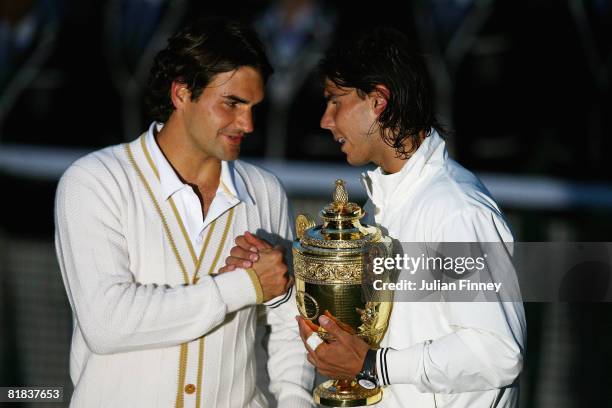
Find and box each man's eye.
[225,99,239,109]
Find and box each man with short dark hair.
[55,17,314,407]
[227,27,525,407]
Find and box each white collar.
[361,130,446,208]
[145,122,254,205]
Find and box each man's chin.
[222,147,241,161]
[346,154,368,167]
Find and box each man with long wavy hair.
[227,27,525,408]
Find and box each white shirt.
[361,131,526,408]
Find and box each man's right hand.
[219,232,293,302]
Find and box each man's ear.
[170,81,190,109]
[370,84,390,116]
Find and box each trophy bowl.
[293,180,392,407]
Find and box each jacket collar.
[361,130,446,209]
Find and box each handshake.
[219,231,293,302]
[220,231,371,383]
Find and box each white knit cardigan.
[54,135,314,408]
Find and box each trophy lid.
[296,179,381,252]
[320,179,363,223]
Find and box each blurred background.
[1,0,612,406]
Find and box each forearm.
[55,168,258,354]
[68,274,226,354]
[376,328,523,393]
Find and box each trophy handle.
[295,214,316,239]
[357,301,393,348]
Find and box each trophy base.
[314,380,382,407]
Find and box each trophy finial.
[321,178,362,223]
[333,179,348,206]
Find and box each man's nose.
[320,107,334,130]
[237,110,254,133]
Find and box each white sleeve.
[377,208,526,393]
[54,164,256,355]
[265,287,315,408]
[263,185,315,408]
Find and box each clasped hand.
[219,231,292,302]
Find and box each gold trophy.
[293,179,393,407]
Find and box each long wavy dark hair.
[319,27,443,159]
[146,17,273,123]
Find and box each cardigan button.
[184,384,196,394]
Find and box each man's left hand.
[296,315,370,380]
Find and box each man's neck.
[155,119,221,189]
[377,130,427,174]
[154,121,221,219]
[379,155,408,174]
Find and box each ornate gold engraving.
[293,250,362,284]
[300,229,381,249]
